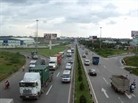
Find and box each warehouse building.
[0,36,35,47]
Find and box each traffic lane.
[0,58,32,103]
[93,57,138,103]
[82,60,121,103]
[40,53,75,103]
[80,50,129,103]
[100,57,138,103]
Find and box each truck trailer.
[92,56,99,65]
[110,75,130,93]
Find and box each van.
[67,49,72,57]
[29,60,37,68]
[61,70,71,83]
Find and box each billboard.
[131,31,138,37]
[44,33,57,40]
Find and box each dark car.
[82,54,86,58]
[41,59,46,65]
[89,69,97,76]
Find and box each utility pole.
[36,19,39,53]
[100,27,102,49]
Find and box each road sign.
[44,33,57,40]
[131,31,138,37]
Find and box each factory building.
[0,36,35,47]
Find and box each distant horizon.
[1,0,138,39]
[0,35,133,39]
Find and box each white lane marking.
[118,97,124,103]
[68,80,72,103]
[103,65,106,68]
[125,93,132,99]
[101,88,109,98]
[68,56,75,103]
[46,85,53,95]
[103,77,109,85]
[131,93,136,97]
[56,72,60,77]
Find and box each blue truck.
[92,56,99,65]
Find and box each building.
[0,36,35,47]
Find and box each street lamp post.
[36,19,39,53]
[100,27,102,49]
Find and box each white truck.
[19,72,41,100]
[49,57,57,71]
[0,98,14,103]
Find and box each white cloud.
[0,0,138,38]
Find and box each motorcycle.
[4,81,10,89]
[130,84,135,93]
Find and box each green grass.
[94,48,127,57]
[124,56,138,67]
[38,45,67,56]
[1,45,67,57]
[0,51,25,81]
[0,45,68,81]
[74,46,93,103]
[124,56,138,75]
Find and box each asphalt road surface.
[0,46,75,103]
[79,46,138,103]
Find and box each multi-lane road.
[0,45,75,103]
[79,46,138,103]
[0,43,138,103]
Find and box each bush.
[79,95,87,103]
[78,69,82,75]
[79,82,85,91]
[78,75,83,81]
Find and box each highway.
[78,46,138,103]
[0,45,75,103]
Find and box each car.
[68,58,73,64]
[82,54,86,58]
[40,59,46,65]
[84,59,90,66]
[89,69,97,76]
[65,63,72,70]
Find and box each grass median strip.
[74,45,93,103]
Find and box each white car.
[84,59,90,66]
[65,63,72,70]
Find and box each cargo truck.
[92,56,99,65]
[19,65,52,100]
[49,53,62,71]
[110,75,130,93]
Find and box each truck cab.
[66,49,72,57]
[19,72,41,100]
[49,57,57,71]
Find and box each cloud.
[0,0,137,38]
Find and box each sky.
[0,0,138,38]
